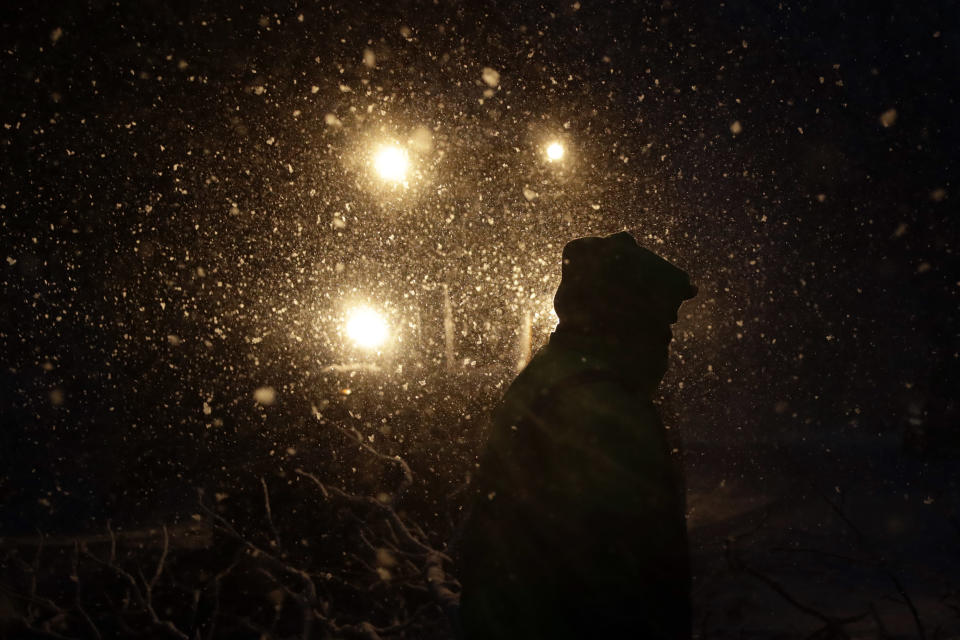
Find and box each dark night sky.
[1,0,958,531]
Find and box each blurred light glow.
[534,301,560,328]
[546,141,565,161]
[372,145,409,182]
[547,307,559,328]
[345,306,389,349]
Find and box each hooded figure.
[458,232,696,640]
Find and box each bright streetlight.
[372,145,410,183]
[345,306,390,349]
[545,141,565,162]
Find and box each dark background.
[1,0,958,635]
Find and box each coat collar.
[546,327,669,397]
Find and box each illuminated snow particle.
[346,306,389,349]
[880,108,898,128]
[546,142,565,161]
[254,386,276,405]
[372,145,409,182]
[730,120,743,135]
[481,67,501,88]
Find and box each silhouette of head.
[553,232,696,341]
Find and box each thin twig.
[71,541,102,640]
[106,520,116,565]
[27,530,45,623]
[425,551,460,614]
[1,561,74,632]
[84,534,189,640]
[197,502,318,605]
[317,407,414,503]
[261,476,283,553]
[869,602,890,639]
[295,468,432,555]
[203,558,238,640]
[150,524,169,589]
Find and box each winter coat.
[458,329,691,640]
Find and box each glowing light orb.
[546,141,565,161]
[372,145,410,182]
[345,306,389,349]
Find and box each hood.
[553,231,697,336]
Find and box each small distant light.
[345,306,389,349]
[372,145,409,182]
[546,142,565,161]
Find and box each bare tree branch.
[294,468,432,556]
[809,482,926,640]
[725,525,869,639]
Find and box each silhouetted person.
[459,232,697,639]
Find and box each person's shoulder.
[502,344,583,394]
